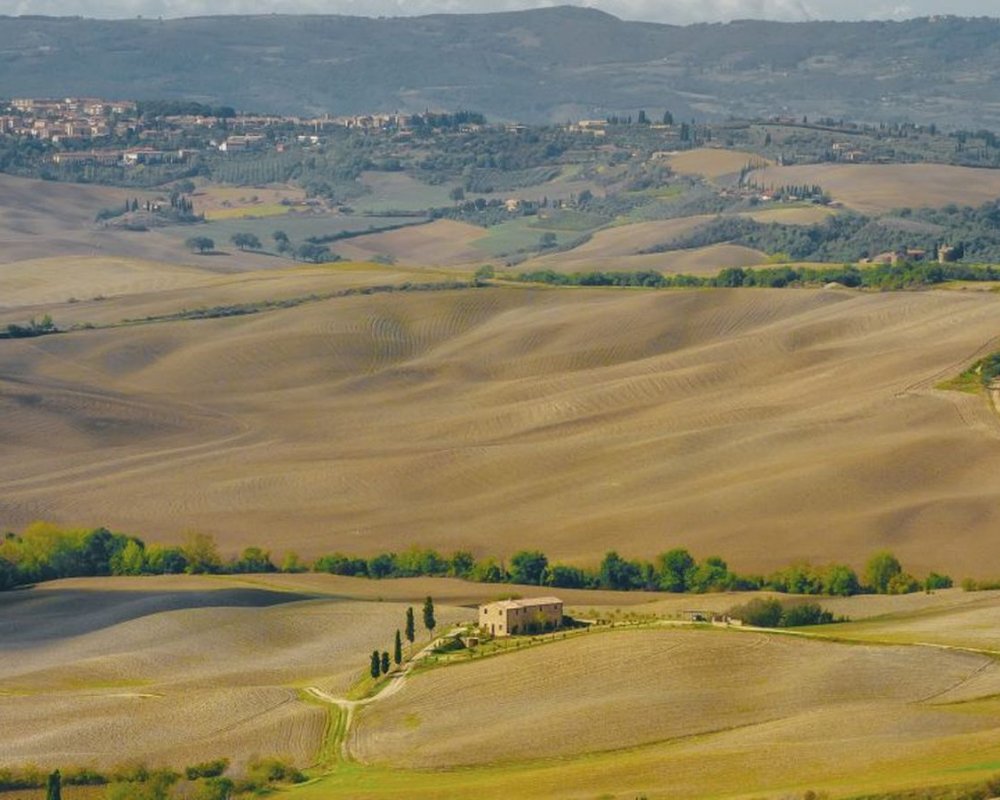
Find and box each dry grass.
[819,590,1000,652]
[0,258,435,329]
[229,572,666,608]
[4,286,1000,576]
[739,205,839,225]
[0,576,469,770]
[334,220,486,266]
[519,234,769,274]
[518,216,713,270]
[751,163,1000,214]
[353,627,997,770]
[668,148,770,181]
[194,185,307,219]
[0,256,218,310]
[657,243,770,273]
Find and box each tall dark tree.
[405,606,415,645]
[46,770,61,800]
[369,650,381,679]
[394,629,403,665]
[422,596,436,634]
[380,650,390,675]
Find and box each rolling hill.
[5,10,1000,126]
[3,274,1000,578]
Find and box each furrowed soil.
[0,576,467,770]
[3,283,1000,576]
[353,628,996,768]
[751,162,1000,214]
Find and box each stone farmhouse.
[478,597,563,636]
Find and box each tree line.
[643,201,1000,265]
[514,259,1000,291]
[2,755,303,800]
[0,522,952,599]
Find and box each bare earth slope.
[3,285,1000,575]
[0,576,468,770]
[751,163,1000,214]
[353,628,994,768]
[0,173,311,271]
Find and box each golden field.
[0,575,467,770]
[305,588,1000,799]
[5,575,1000,798]
[751,162,1000,214]
[668,148,769,181]
[3,276,1000,575]
[5,166,1000,799]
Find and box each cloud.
[0,0,994,22]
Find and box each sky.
[0,0,996,23]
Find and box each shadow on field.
[0,587,316,645]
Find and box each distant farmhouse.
[479,597,563,636]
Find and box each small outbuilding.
[479,596,563,637]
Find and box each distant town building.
[51,150,122,166]
[219,134,266,153]
[478,597,563,636]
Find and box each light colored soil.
[0,258,435,328]
[750,163,1000,214]
[334,219,486,266]
[353,627,995,767]
[656,243,770,273]
[533,217,714,261]
[0,577,469,769]
[0,173,328,272]
[4,286,1000,577]
[668,148,769,181]
[225,572,667,607]
[0,687,324,771]
[519,240,769,274]
[0,256,218,309]
[738,205,838,225]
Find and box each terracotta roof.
[481,597,563,611]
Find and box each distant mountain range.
[4,7,1000,127]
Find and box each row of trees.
[515,259,1000,291]
[0,523,950,599]
[271,229,338,263]
[307,544,947,597]
[368,599,436,680]
[0,523,276,588]
[7,756,303,800]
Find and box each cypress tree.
[405,607,415,644]
[369,650,380,679]
[394,629,403,665]
[46,770,61,800]
[423,596,436,633]
[380,650,390,675]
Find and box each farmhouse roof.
[485,596,563,610]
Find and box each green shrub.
[184,759,229,780]
[247,757,306,785]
